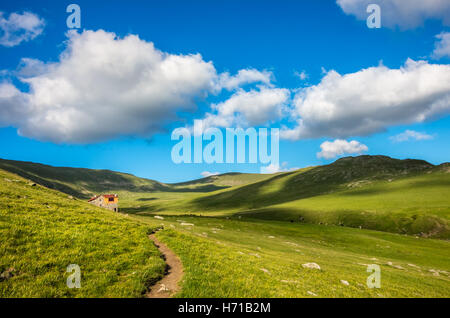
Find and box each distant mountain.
[170,172,274,192]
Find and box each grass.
[188,156,436,211]
[0,158,167,199]
[1,155,450,298]
[117,157,450,238]
[236,172,450,238]
[170,172,274,191]
[0,169,165,297]
[133,215,450,298]
[0,158,275,200]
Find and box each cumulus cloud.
[317,139,368,159]
[0,29,286,143]
[219,69,273,91]
[3,29,449,146]
[0,82,31,124]
[199,86,290,130]
[281,59,450,141]
[432,32,450,59]
[390,130,434,142]
[336,0,450,29]
[260,162,298,174]
[0,11,45,47]
[0,30,221,143]
[200,171,220,178]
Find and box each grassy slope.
[0,169,165,297]
[120,156,450,238]
[2,156,449,238]
[0,158,166,199]
[170,172,274,191]
[1,157,449,298]
[0,158,273,198]
[190,156,435,210]
[237,170,450,238]
[135,215,450,298]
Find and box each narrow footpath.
[146,233,183,298]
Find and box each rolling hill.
[1,155,449,238]
[191,156,437,210]
[0,169,165,297]
[184,156,450,237]
[170,172,274,191]
[1,156,449,297]
[0,159,274,198]
[0,158,167,199]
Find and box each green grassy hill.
[170,156,448,238]
[2,156,449,238]
[0,158,167,199]
[0,159,273,198]
[0,169,165,297]
[136,215,450,298]
[170,172,274,192]
[1,156,449,298]
[191,156,435,210]
[235,170,450,238]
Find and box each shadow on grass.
[167,184,229,193]
[232,206,450,239]
[337,187,386,196]
[120,206,162,214]
[189,156,437,211]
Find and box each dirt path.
[146,233,183,298]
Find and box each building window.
[108,197,114,202]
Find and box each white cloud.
[281,59,450,141]
[219,69,273,91]
[2,28,449,146]
[0,30,286,143]
[199,86,290,130]
[201,171,220,178]
[432,32,450,59]
[17,58,50,77]
[336,0,450,29]
[317,139,368,159]
[0,30,220,143]
[0,11,45,47]
[294,70,308,80]
[260,162,299,174]
[260,164,282,174]
[0,82,31,124]
[390,130,434,142]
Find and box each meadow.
[134,215,450,297]
[1,155,449,297]
[0,169,165,297]
[118,157,450,238]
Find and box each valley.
[1,155,449,297]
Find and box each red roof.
[88,194,118,202]
[88,195,99,202]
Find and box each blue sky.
[0,0,449,182]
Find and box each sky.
[0,0,449,182]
